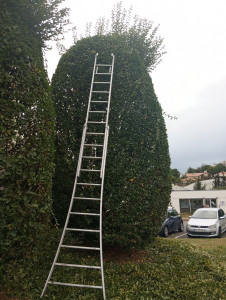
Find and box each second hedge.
[52,35,171,247]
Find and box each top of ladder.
[95,53,114,63]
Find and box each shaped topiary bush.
[52,33,171,247]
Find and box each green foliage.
[2,0,70,48]
[0,231,225,299]
[171,168,180,178]
[51,33,171,247]
[213,173,226,189]
[171,168,181,184]
[193,177,206,190]
[0,0,57,259]
[187,163,226,175]
[87,1,166,72]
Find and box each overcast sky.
[45,0,226,174]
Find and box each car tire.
[218,227,222,238]
[187,234,191,238]
[178,222,184,232]
[163,226,169,237]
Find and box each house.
[181,171,212,185]
[171,189,226,214]
[216,171,226,177]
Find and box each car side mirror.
[189,216,191,218]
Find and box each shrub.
[0,0,62,259]
[52,34,171,247]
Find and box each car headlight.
[187,224,192,229]
[208,224,217,230]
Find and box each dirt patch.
[104,247,151,264]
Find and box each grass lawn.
[180,212,193,220]
[1,229,226,299]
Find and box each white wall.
[171,190,226,214]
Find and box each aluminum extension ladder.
[41,53,115,299]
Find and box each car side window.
[219,209,224,218]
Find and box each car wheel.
[178,222,184,232]
[218,227,222,238]
[163,226,169,237]
[187,234,191,238]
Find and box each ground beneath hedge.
[104,247,151,264]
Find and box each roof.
[217,172,226,177]
[172,184,190,191]
[173,179,214,191]
[195,207,219,211]
[186,173,204,177]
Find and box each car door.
[219,209,226,231]
[168,209,179,231]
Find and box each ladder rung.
[96,64,112,67]
[93,82,110,84]
[95,73,111,75]
[92,91,109,94]
[73,197,101,201]
[48,281,103,289]
[84,144,103,147]
[66,228,100,233]
[55,263,101,269]
[86,132,105,135]
[61,245,100,250]
[89,111,106,113]
[80,169,101,172]
[70,212,100,216]
[82,156,102,159]
[91,101,108,103]
[87,121,106,124]
[77,183,101,186]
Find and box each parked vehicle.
[159,207,184,237]
[186,208,226,238]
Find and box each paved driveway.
[167,221,226,239]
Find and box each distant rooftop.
[172,179,214,191]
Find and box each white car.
[186,208,226,238]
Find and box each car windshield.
[192,210,217,219]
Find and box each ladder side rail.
[100,126,109,179]
[85,53,99,125]
[99,174,106,300]
[105,53,115,126]
[99,128,110,299]
[76,124,87,177]
[100,54,114,179]
[40,176,79,297]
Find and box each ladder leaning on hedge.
[40,53,115,299]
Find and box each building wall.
[171,190,226,214]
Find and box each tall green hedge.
[0,1,56,259]
[52,35,171,247]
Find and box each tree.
[187,167,196,173]
[0,0,68,259]
[213,163,226,174]
[187,163,226,175]
[171,169,181,184]
[193,178,206,190]
[171,169,180,178]
[213,173,226,189]
[51,7,171,247]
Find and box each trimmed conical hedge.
[52,35,171,247]
[0,1,55,258]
